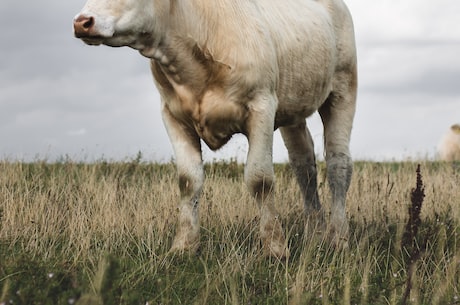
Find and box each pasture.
[0,159,459,304]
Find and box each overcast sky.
[0,1,459,163]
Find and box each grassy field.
[0,159,459,304]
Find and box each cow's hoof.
[264,238,290,259]
[327,220,349,250]
[305,208,326,230]
[170,228,200,254]
[169,243,200,256]
[260,215,290,259]
[169,239,199,254]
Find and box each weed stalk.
[400,164,425,305]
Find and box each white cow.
[438,124,460,161]
[74,0,357,257]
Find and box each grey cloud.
[358,39,460,102]
[363,67,460,98]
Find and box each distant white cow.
[438,124,460,161]
[74,0,357,257]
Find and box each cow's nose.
[73,15,95,37]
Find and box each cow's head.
[73,0,169,51]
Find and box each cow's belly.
[275,103,319,129]
[275,78,332,129]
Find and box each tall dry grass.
[0,160,459,304]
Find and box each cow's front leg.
[245,95,288,258]
[162,107,204,253]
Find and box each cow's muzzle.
[73,15,95,38]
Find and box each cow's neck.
[139,1,259,71]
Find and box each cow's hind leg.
[280,122,321,214]
[162,106,204,253]
[319,73,357,246]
